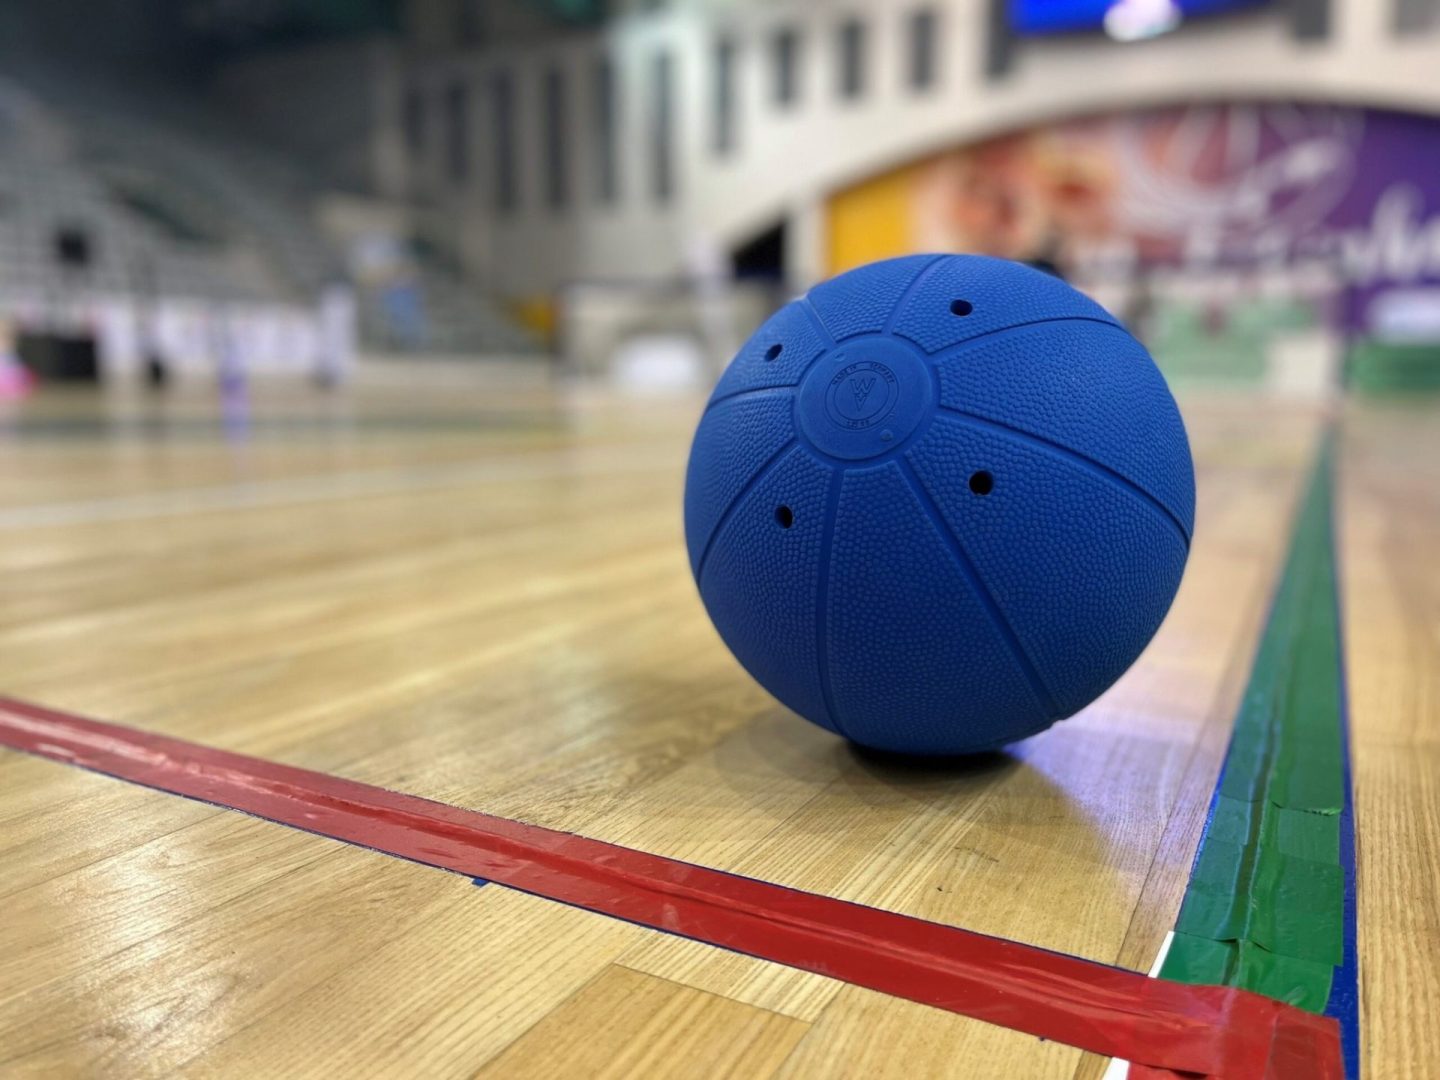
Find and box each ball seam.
[896,456,1061,720]
[814,465,849,739]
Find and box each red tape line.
[0,697,1340,1079]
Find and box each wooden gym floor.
[0,373,1435,1078]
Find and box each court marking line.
[1149,438,1359,1078]
[1079,535,1286,1080]
[0,446,678,531]
[1327,484,1362,1080]
[0,696,1340,1079]
[1101,932,1177,1080]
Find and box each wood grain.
[478,965,809,1079]
[0,379,1423,1078]
[1337,406,1440,1080]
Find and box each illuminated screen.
[1010,0,1270,36]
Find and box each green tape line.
[1160,440,1347,1012]
[1204,796,1340,864]
[1164,933,1336,1013]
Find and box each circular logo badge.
[796,337,932,461]
[825,361,897,430]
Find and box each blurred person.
[131,259,170,390]
[314,280,357,388]
[0,316,36,400]
[382,273,426,349]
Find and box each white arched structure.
[386,0,1440,297]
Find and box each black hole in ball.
[950,299,974,317]
[968,471,993,496]
[764,343,783,361]
[775,505,794,529]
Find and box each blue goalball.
[684,254,1195,755]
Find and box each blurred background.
[2,0,1440,399]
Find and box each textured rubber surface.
[685,255,1195,754]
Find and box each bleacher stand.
[0,59,537,383]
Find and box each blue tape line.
[1325,486,1362,1079]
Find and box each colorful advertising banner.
[826,103,1440,336]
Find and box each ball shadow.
[844,742,1020,782]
